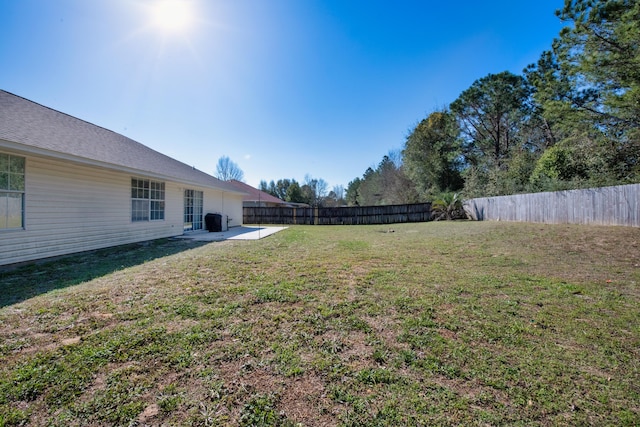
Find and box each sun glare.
[150,0,193,33]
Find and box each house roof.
[228,180,288,205]
[0,90,244,194]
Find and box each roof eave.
[0,139,247,195]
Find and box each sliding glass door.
[183,189,203,231]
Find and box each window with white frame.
[131,178,165,222]
[0,153,25,230]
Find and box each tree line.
[230,1,638,208]
[259,176,346,207]
[214,156,346,207]
[347,0,640,206]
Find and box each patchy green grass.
[0,222,639,426]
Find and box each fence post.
[314,207,318,225]
[293,208,296,225]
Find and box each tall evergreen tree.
[451,71,531,170]
[402,110,464,199]
[345,178,362,206]
[556,0,640,129]
[450,71,533,196]
[554,0,640,182]
[285,181,304,203]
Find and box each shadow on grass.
[0,238,210,308]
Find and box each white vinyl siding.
[0,156,178,265]
[0,153,244,266]
[201,190,244,229]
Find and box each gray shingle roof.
[0,90,244,194]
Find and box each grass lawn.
[0,221,639,426]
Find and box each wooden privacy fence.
[465,183,640,227]
[244,203,432,225]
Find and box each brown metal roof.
[0,90,244,194]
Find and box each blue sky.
[1,0,566,189]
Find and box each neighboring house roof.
[227,180,288,205]
[0,90,245,194]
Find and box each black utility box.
[204,213,222,232]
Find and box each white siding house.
[0,90,245,266]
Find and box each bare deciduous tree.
[215,156,244,181]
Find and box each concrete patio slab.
[173,226,288,242]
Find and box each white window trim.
[131,177,165,222]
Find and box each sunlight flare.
[150,0,194,33]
